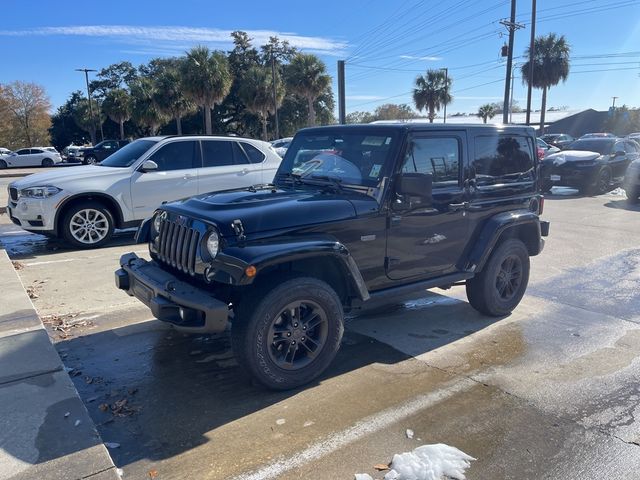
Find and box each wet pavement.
[1,189,640,479]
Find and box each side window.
[16,149,29,155]
[625,141,638,153]
[614,141,625,154]
[31,149,43,154]
[239,142,266,164]
[401,137,460,187]
[148,141,198,171]
[473,135,535,186]
[202,140,235,167]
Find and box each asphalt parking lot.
[2,183,640,479]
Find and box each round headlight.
[152,213,162,233]
[206,230,219,258]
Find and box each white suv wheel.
[69,208,110,244]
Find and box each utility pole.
[611,96,618,108]
[501,0,524,124]
[440,67,449,123]
[75,68,98,143]
[525,0,537,125]
[337,60,346,124]
[270,47,280,139]
[510,66,516,123]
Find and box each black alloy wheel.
[42,158,54,167]
[595,168,612,195]
[0,159,7,169]
[232,276,344,390]
[466,238,530,317]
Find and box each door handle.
[449,201,469,211]
[240,168,250,175]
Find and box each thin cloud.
[399,55,442,61]
[0,25,348,54]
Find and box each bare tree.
[0,81,52,147]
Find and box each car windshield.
[568,139,615,155]
[98,140,158,167]
[99,139,158,167]
[276,130,399,188]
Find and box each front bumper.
[541,162,600,188]
[115,252,229,333]
[6,196,57,231]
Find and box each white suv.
[7,136,281,248]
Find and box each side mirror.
[396,173,433,200]
[139,160,158,172]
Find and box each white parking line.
[232,377,475,480]
[24,250,148,267]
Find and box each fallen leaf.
[373,463,390,471]
[148,469,159,479]
[99,403,109,412]
[11,261,24,270]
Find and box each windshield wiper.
[301,174,343,191]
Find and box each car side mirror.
[139,160,158,172]
[396,173,433,200]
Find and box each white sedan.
[0,147,63,168]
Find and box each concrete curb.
[0,249,120,480]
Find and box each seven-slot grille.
[156,217,200,275]
[9,187,18,202]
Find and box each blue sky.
[1,0,639,116]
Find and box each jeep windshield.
[275,129,399,188]
[99,139,158,167]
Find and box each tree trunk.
[119,120,125,140]
[176,116,182,135]
[428,105,435,123]
[539,86,548,135]
[483,116,488,124]
[89,129,97,145]
[204,105,212,134]
[261,113,268,141]
[307,96,316,126]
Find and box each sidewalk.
[0,249,120,480]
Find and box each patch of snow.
[355,474,374,480]
[116,467,124,477]
[608,187,626,196]
[383,444,476,480]
[276,418,286,426]
[74,419,81,427]
[303,421,315,427]
[406,429,414,439]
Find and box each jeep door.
[197,140,262,194]
[129,139,200,220]
[385,132,470,280]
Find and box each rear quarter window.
[473,135,535,186]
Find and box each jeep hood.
[10,165,130,189]
[164,187,369,237]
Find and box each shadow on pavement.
[54,291,502,470]
[603,199,640,211]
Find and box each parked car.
[80,139,130,164]
[270,137,293,157]
[0,147,63,168]
[540,133,574,150]
[623,158,640,203]
[62,145,83,162]
[116,123,549,390]
[579,133,616,139]
[7,136,282,248]
[541,138,639,194]
[0,148,13,156]
[536,138,560,158]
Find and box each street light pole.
[75,68,98,143]
[440,67,448,123]
[270,47,280,140]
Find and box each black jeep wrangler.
[116,124,549,390]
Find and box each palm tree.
[285,53,331,126]
[72,98,105,145]
[180,46,232,134]
[130,78,167,135]
[152,58,196,135]
[412,70,452,123]
[477,104,496,124]
[521,33,570,134]
[102,88,131,139]
[238,66,284,140]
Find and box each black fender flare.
[217,236,370,301]
[466,210,544,272]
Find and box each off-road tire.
[232,276,344,390]
[466,238,530,317]
[41,158,54,167]
[61,201,114,249]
